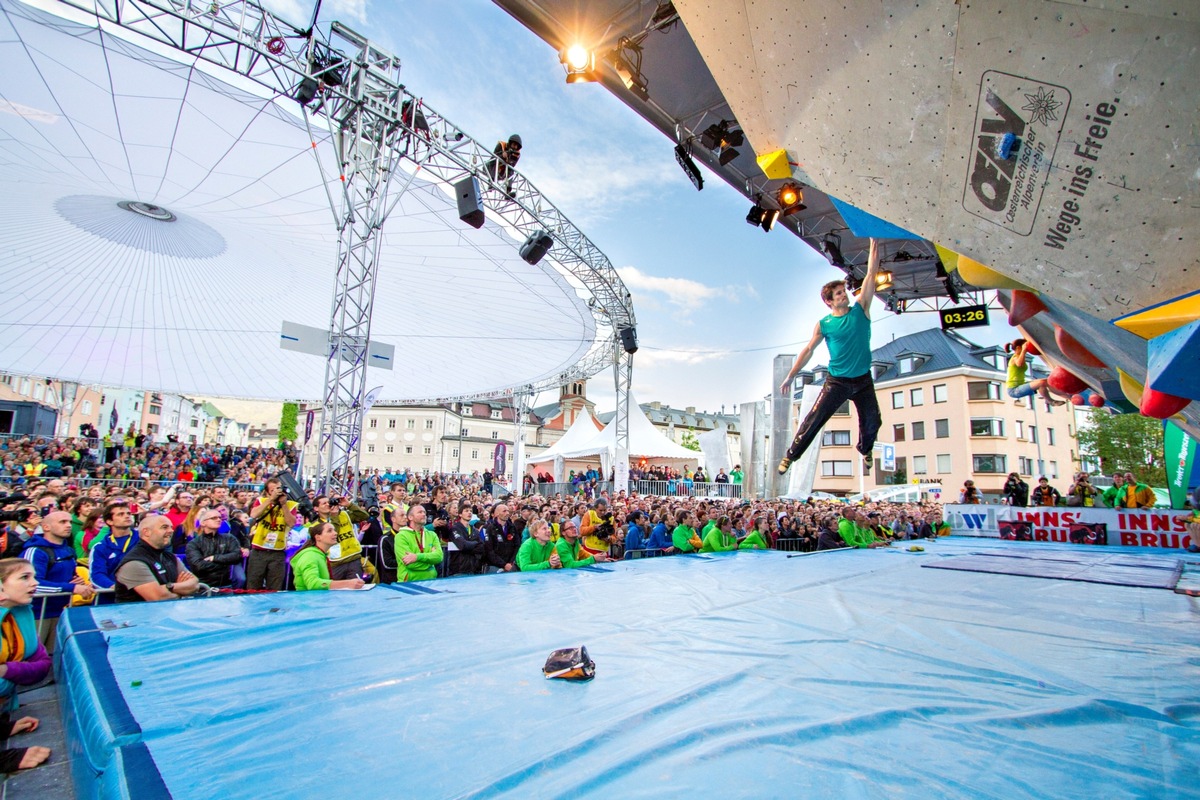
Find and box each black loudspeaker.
[619,326,638,354]
[519,229,554,265]
[455,176,485,229]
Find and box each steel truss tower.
[54,0,637,496]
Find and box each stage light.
[674,143,704,191]
[746,198,765,227]
[561,45,597,83]
[822,231,846,267]
[295,77,319,106]
[699,120,743,166]
[760,208,780,232]
[612,38,650,101]
[777,182,806,216]
[875,270,894,292]
[846,274,863,294]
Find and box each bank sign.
[946,504,1195,550]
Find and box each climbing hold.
[1054,325,1107,368]
[1048,366,1088,395]
[1008,290,1047,326]
[1139,387,1191,420]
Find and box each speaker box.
[519,229,554,265]
[619,326,638,354]
[455,176,484,229]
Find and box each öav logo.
[963,71,1070,235]
[961,513,987,530]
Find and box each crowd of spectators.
[0,434,294,485]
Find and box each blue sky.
[281,0,1018,414]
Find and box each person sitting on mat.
[291,521,366,591]
[0,558,52,773]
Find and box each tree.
[278,402,299,448]
[1075,411,1166,486]
[679,429,701,452]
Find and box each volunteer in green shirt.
[700,516,738,553]
[554,519,611,568]
[292,521,366,591]
[394,505,443,582]
[778,238,884,476]
[739,515,770,550]
[516,519,561,571]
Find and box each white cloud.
[261,0,367,28]
[634,348,733,368]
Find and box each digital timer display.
[939,304,990,330]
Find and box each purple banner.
[304,409,315,443]
[493,443,507,477]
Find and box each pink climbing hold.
[1088,393,1106,408]
[1071,394,1085,406]
[1048,367,1087,395]
[1054,325,1106,368]
[1139,387,1191,419]
[1008,290,1047,326]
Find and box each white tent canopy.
[527,408,603,464]
[556,400,697,464]
[0,0,599,402]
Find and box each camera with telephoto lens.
[595,511,615,540]
[275,471,316,521]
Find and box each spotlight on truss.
[560,44,598,83]
[822,231,846,268]
[612,38,650,101]
[699,120,744,166]
[777,182,806,216]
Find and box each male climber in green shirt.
[778,238,883,476]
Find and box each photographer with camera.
[245,477,297,591]
[0,494,35,559]
[311,495,364,581]
[579,498,615,559]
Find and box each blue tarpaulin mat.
[56,538,1200,799]
[923,550,1184,588]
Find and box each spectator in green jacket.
[516,519,561,571]
[394,505,443,582]
[292,521,366,591]
[671,510,703,553]
[700,515,738,553]
[554,519,610,568]
[738,515,770,550]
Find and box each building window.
[898,357,915,375]
[387,419,396,429]
[386,445,394,454]
[967,381,1002,401]
[32,384,44,401]
[910,387,924,406]
[1029,426,1038,444]
[1049,460,1058,479]
[491,410,502,420]
[932,384,948,403]
[936,454,952,474]
[821,460,853,477]
[425,419,434,430]
[935,419,950,438]
[912,455,928,474]
[404,445,413,454]
[367,444,375,453]
[370,419,378,429]
[19,379,30,396]
[891,391,904,409]
[1016,421,1025,439]
[460,428,469,438]
[462,406,473,416]
[471,449,479,459]
[508,454,513,461]
[1047,428,1056,446]
[821,430,851,446]
[451,448,459,458]
[1019,457,1034,475]
[406,419,415,429]
[893,424,906,443]
[149,404,161,415]
[912,421,925,440]
[491,431,499,440]
[82,400,92,415]
[973,454,1007,473]
[970,418,1004,437]
[423,446,431,455]
[832,401,851,416]
[190,419,198,428]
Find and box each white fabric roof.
[526,408,603,465]
[557,400,697,462]
[0,0,597,402]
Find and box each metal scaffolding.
[55,0,637,496]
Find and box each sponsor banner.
[1164,421,1196,510]
[493,443,507,478]
[946,504,1195,550]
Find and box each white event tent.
[532,400,696,478]
[0,0,601,403]
[525,408,604,482]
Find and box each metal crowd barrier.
[621,547,666,560]
[31,588,116,637]
[771,538,810,553]
[628,480,743,498]
[65,476,264,492]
